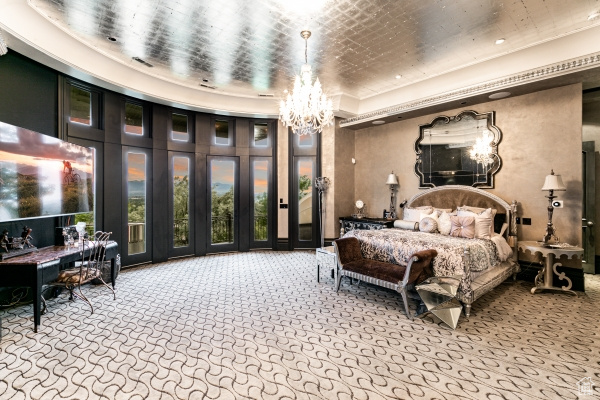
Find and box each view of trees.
[173,175,189,247]
[299,174,311,200]
[211,185,234,243]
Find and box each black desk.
[0,242,118,333]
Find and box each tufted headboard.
[405,185,518,242]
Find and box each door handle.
[588,220,594,227]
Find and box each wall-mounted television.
[0,121,94,222]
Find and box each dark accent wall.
[0,50,279,268]
[0,52,59,249]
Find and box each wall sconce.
[541,169,566,245]
[386,172,399,219]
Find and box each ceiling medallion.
[279,30,334,136]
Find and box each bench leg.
[335,272,342,292]
[464,304,471,320]
[399,287,413,321]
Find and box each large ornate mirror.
[414,110,502,188]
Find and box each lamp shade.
[541,171,566,191]
[386,172,399,185]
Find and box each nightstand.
[339,216,394,235]
[518,241,584,296]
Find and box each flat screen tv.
[0,121,94,221]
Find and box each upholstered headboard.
[405,185,518,241]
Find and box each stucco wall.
[352,84,583,250]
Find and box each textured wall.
[353,84,583,249]
[277,122,289,239]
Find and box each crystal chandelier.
[279,31,334,136]
[469,131,494,165]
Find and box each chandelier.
[469,131,494,165]
[279,31,334,136]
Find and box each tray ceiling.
[27,0,600,101]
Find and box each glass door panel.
[173,156,190,248]
[252,159,270,245]
[127,152,146,255]
[297,159,314,242]
[208,158,238,252]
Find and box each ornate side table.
[518,241,584,296]
[316,246,337,285]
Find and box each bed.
[342,185,519,318]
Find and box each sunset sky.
[253,160,268,196]
[127,152,146,181]
[173,156,189,179]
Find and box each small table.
[316,246,337,284]
[339,217,394,235]
[416,275,463,329]
[518,241,583,296]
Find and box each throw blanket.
[343,229,502,277]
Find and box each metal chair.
[49,231,116,314]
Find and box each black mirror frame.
[414,110,502,189]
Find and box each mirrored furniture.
[415,110,502,188]
[316,246,337,284]
[416,275,463,329]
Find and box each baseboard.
[517,262,585,292]
[596,255,600,274]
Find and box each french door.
[207,156,239,253]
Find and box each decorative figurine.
[21,226,34,248]
[0,229,9,253]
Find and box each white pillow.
[403,206,432,222]
[438,211,452,235]
[457,207,493,239]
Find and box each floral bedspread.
[343,228,502,284]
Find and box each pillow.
[457,207,494,239]
[403,206,433,222]
[433,207,453,216]
[450,216,475,238]
[393,220,419,231]
[419,217,438,233]
[438,211,452,235]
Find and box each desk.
[518,241,583,296]
[0,241,118,333]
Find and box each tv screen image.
[0,121,94,221]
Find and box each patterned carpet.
[0,251,599,400]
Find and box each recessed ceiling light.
[495,38,505,45]
[489,91,511,99]
[372,120,386,125]
[395,75,402,79]
[107,36,117,42]
[588,12,600,20]
[283,89,288,94]
[397,116,403,119]
[202,78,209,83]
[460,101,467,105]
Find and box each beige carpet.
[1,251,599,400]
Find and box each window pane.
[215,120,229,145]
[253,160,268,241]
[254,123,268,146]
[125,103,143,135]
[172,113,189,141]
[69,87,91,126]
[297,133,314,147]
[298,159,313,241]
[127,152,146,254]
[173,157,190,247]
[210,160,235,244]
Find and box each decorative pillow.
[433,207,453,216]
[393,219,419,231]
[438,211,452,235]
[450,216,475,238]
[419,217,438,233]
[403,206,433,222]
[457,207,494,238]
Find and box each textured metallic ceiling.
[30,0,600,99]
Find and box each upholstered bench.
[333,236,437,320]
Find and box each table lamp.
[541,169,566,245]
[386,172,399,219]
